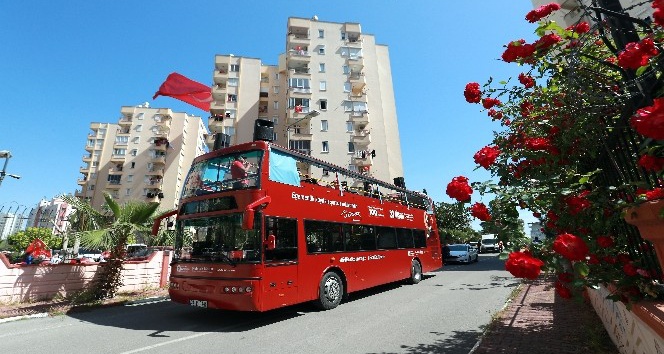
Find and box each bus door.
[262,216,299,310]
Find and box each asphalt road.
[0,253,518,354]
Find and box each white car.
[77,248,102,262]
[444,244,479,264]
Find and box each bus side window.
[376,226,397,249]
[413,229,426,248]
[265,217,298,262]
[396,228,414,248]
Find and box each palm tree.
[63,193,160,300]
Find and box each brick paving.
[472,276,620,354]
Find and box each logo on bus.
[408,250,425,256]
[390,209,414,221]
[341,210,361,220]
[368,206,384,217]
[339,254,386,263]
[291,192,357,209]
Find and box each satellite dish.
[312,15,318,21]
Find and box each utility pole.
[0,150,21,187]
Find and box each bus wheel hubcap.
[325,278,340,301]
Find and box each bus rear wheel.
[315,272,343,310]
[408,259,422,284]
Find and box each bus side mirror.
[242,209,254,230]
[265,234,276,251]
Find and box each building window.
[344,82,351,92]
[227,78,238,87]
[322,141,329,153]
[322,169,329,176]
[348,142,355,153]
[96,140,103,147]
[115,136,128,144]
[346,121,354,132]
[273,86,279,94]
[318,46,325,55]
[227,94,237,102]
[288,78,310,89]
[89,184,95,191]
[320,99,328,110]
[272,116,279,125]
[126,189,132,196]
[87,139,95,147]
[135,125,143,132]
[319,63,325,73]
[132,137,140,144]
[319,81,327,91]
[113,148,126,156]
[224,127,236,136]
[230,64,240,72]
[343,65,350,74]
[321,120,328,131]
[127,175,133,182]
[273,101,279,110]
[288,98,310,108]
[131,162,135,169]
[318,29,324,38]
[275,73,280,80]
[341,32,346,40]
[137,113,144,120]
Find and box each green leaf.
[636,65,649,76]
[579,176,589,184]
[574,262,590,278]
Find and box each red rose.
[646,188,664,201]
[623,263,638,277]
[588,254,601,265]
[553,233,589,261]
[518,73,535,88]
[555,280,573,299]
[655,0,664,27]
[631,98,664,140]
[445,176,473,202]
[617,253,632,264]
[566,21,590,34]
[596,236,614,248]
[502,40,535,63]
[505,251,544,280]
[473,146,500,169]
[639,155,664,172]
[558,272,574,283]
[534,33,562,52]
[470,202,491,221]
[618,38,659,69]
[525,2,561,23]
[464,82,482,103]
[564,191,591,215]
[482,97,501,109]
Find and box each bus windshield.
[181,150,263,199]
[174,214,261,264]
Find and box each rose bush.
[449,2,664,304]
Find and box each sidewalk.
[471,276,620,354]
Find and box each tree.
[7,227,62,253]
[63,193,159,300]
[434,201,477,243]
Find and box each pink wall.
[0,251,172,303]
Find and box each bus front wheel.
[408,259,422,284]
[315,272,343,310]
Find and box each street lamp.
[0,150,20,187]
[286,110,320,151]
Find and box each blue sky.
[0,1,539,229]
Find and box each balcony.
[288,66,311,76]
[110,154,126,163]
[287,33,310,48]
[118,117,133,126]
[208,115,224,131]
[109,166,123,174]
[77,177,87,185]
[152,154,166,165]
[117,127,131,135]
[146,177,163,187]
[155,114,172,127]
[344,36,363,48]
[213,69,228,85]
[212,83,228,101]
[85,144,94,152]
[351,132,371,146]
[353,152,373,167]
[210,100,227,114]
[146,168,164,177]
[82,154,93,162]
[106,180,122,189]
[79,166,90,174]
[289,131,313,141]
[346,54,364,66]
[287,48,311,63]
[74,189,85,197]
[157,108,172,117]
[154,127,170,138]
[287,107,316,124]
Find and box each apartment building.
[0,212,24,240]
[531,0,653,27]
[208,17,404,187]
[25,197,74,235]
[76,105,209,211]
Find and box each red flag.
[153,72,212,112]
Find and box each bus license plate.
[189,300,208,308]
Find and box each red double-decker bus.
[157,140,442,311]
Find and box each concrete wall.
[588,284,664,354]
[0,251,172,303]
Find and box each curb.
[468,283,524,354]
[0,312,48,324]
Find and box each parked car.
[444,244,479,264]
[77,248,102,262]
